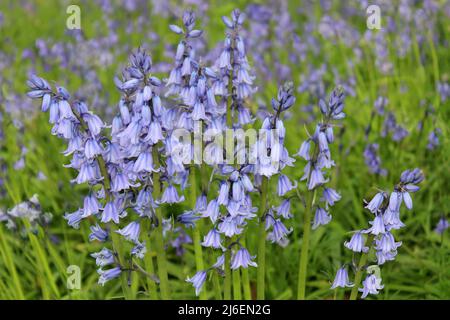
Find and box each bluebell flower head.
[116,221,140,243]
[344,231,369,253]
[331,267,354,289]
[89,224,108,242]
[91,248,115,267]
[359,274,384,298]
[231,248,257,269]
[434,217,449,235]
[365,192,385,213]
[98,267,122,286]
[275,199,292,219]
[277,174,297,196]
[186,271,207,296]
[202,229,223,249]
[322,188,341,207]
[312,207,332,229]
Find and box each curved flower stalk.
[212,9,256,128]
[331,168,425,299]
[296,87,345,299]
[26,48,174,299]
[26,74,130,288]
[252,82,296,299]
[184,9,259,299]
[165,10,213,299]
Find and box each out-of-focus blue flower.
[434,217,448,235]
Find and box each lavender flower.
[331,267,353,289]
[186,271,207,296]
[359,274,384,298]
[337,168,424,298]
[434,217,448,235]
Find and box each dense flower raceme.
[332,168,424,298]
[184,83,297,295]
[212,9,256,128]
[26,47,190,285]
[182,9,260,295]
[296,87,345,229]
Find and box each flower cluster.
[212,9,256,128]
[296,87,345,229]
[26,46,181,286]
[332,168,424,298]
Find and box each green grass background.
[0,0,448,299]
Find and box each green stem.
[257,176,269,299]
[152,147,171,300]
[241,237,252,300]
[297,189,316,299]
[190,166,207,300]
[224,246,232,300]
[233,269,242,300]
[349,234,374,300]
[213,269,223,300]
[141,219,158,299]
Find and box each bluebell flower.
[344,231,369,253]
[269,219,292,243]
[376,250,397,265]
[83,194,100,217]
[131,241,147,259]
[160,184,185,204]
[116,221,140,242]
[204,199,220,223]
[177,211,200,228]
[365,192,385,213]
[388,191,402,212]
[186,271,207,296]
[64,209,84,229]
[91,248,115,267]
[231,248,257,269]
[202,229,222,249]
[365,215,386,235]
[98,267,122,286]
[213,254,225,269]
[308,167,327,190]
[312,207,332,229]
[375,232,402,253]
[359,274,384,298]
[277,174,297,196]
[89,224,108,242]
[427,128,441,150]
[133,151,157,173]
[101,201,120,224]
[363,143,387,176]
[382,208,405,230]
[218,217,242,237]
[322,188,341,207]
[275,199,292,219]
[434,217,449,235]
[330,267,353,289]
